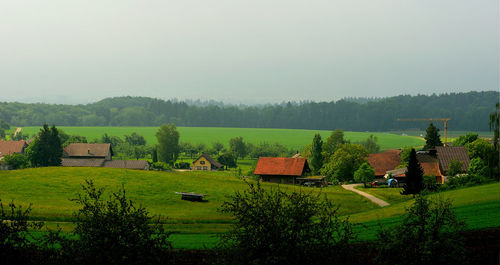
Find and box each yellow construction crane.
[397,118,451,146]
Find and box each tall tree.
[424,123,443,149]
[310,134,323,174]
[155,124,180,166]
[229,137,247,161]
[124,132,146,146]
[212,142,225,155]
[489,102,499,151]
[401,149,423,196]
[321,143,368,182]
[322,129,347,159]
[26,124,63,167]
[360,135,380,154]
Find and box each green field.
[1,167,499,249]
[13,126,425,151]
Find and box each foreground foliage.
[218,182,356,265]
[376,195,466,265]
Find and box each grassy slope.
[0,167,376,223]
[2,168,497,249]
[15,126,424,150]
[350,183,500,240]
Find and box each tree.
[489,102,499,151]
[229,137,247,161]
[63,135,88,147]
[447,159,464,176]
[212,142,224,155]
[310,134,323,174]
[322,129,347,159]
[452,132,478,146]
[219,182,356,265]
[0,120,10,130]
[399,146,413,167]
[360,135,380,154]
[62,180,171,265]
[133,146,147,160]
[0,200,43,264]
[321,143,368,182]
[467,157,488,177]
[424,123,443,149]
[25,124,63,167]
[375,196,465,265]
[124,132,146,146]
[401,149,423,196]
[156,124,180,166]
[466,138,497,179]
[353,162,375,187]
[218,152,237,169]
[2,154,28,169]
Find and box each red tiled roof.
[64,143,111,158]
[420,162,442,177]
[254,157,309,176]
[0,140,26,157]
[104,160,149,170]
[367,150,402,176]
[436,146,470,174]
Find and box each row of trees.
[0,91,497,130]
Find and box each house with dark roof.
[435,146,470,176]
[254,157,310,184]
[62,143,149,170]
[192,153,222,171]
[0,140,27,158]
[367,150,402,177]
[63,143,113,160]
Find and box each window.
[196,166,201,170]
[203,166,208,170]
[200,160,205,165]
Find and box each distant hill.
[0,91,498,131]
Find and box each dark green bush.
[218,181,356,265]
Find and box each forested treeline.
[0,91,497,131]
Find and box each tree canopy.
[401,149,423,196]
[424,123,442,150]
[25,124,63,167]
[155,124,180,166]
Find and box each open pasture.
[15,126,425,150]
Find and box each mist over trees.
[0,91,497,131]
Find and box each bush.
[443,174,489,190]
[422,175,439,192]
[151,162,172,171]
[0,200,44,264]
[376,195,465,265]
[218,181,356,265]
[58,180,171,265]
[174,162,190,169]
[2,153,28,169]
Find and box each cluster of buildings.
[0,138,472,186]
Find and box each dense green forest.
[0,91,497,131]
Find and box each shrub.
[0,200,43,264]
[59,180,171,265]
[422,175,439,192]
[447,159,464,177]
[151,162,172,171]
[2,153,28,169]
[218,181,356,265]
[376,195,465,265]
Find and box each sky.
[0,0,498,104]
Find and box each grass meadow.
[14,126,425,151]
[1,167,498,249]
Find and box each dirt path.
[341,184,390,207]
[14,127,22,136]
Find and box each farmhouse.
[0,140,27,158]
[63,143,113,160]
[192,153,222,171]
[62,143,149,170]
[254,157,310,184]
[367,150,402,178]
[435,146,470,176]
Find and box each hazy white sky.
[0,0,498,104]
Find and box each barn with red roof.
[254,157,310,184]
